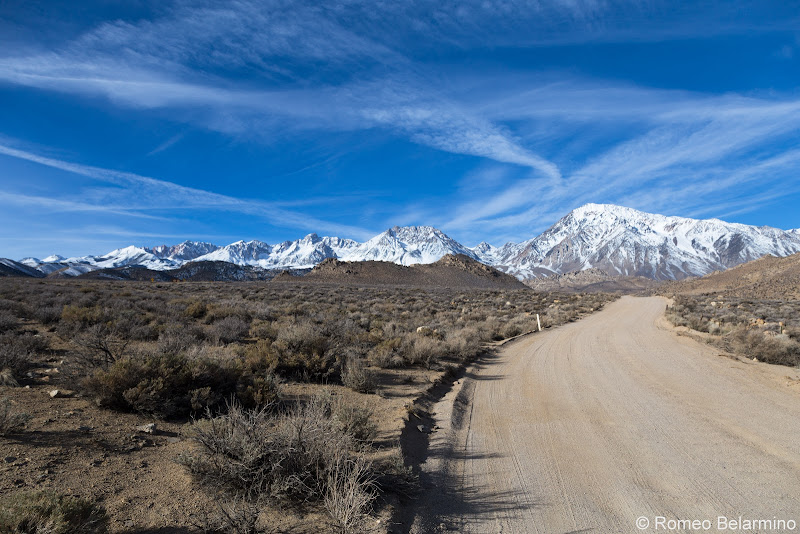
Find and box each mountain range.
[8,203,800,281]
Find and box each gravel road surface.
[410,296,800,533]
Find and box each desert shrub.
[367,337,404,368]
[179,395,375,524]
[330,398,377,443]
[205,305,249,325]
[325,455,377,534]
[341,356,377,394]
[157,324,203,354]
[112,309,158,341]
[59,305,105,330]
[668,296,800,367]
[786,326,800,341]
[33,305,62,326]
[210,316,251,344]
[70,323,130,368]
[0,333,46,383]
[0,397,31,434]
[84,352,251,418]
[730,327,800,367]
[268,321,338,380]
[401,334,448,367]
[443,327,484,362]
[0,491,107,534]
[0,309,18,333]
[185,299,208,319]
[237,372,282,408]
[249,319,278,341]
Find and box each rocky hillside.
[659,252,800,300]
[288,254,527,289]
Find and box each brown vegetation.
[0,277,615,532]
[666,295,800,367]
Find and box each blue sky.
[1,0,799,259]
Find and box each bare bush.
[157,324,203,354]
[179,391,377,532]
[0,332,46,383]
[71,323,130,368]
[0,397,31,434]
[210,316,251,344]
[0,309,18,333]
[342,355,377,394]
[325,455,377,534]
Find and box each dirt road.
[410,296,800,533]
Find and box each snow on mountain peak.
[343,225,478,265]
[149,241,220,261]
[12,206,800,281]
[42,254,65,263]
[497,203,800,280]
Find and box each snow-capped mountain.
[0,258,44,278]
[342,226,479,265]
[8,205,800,281]
[265,234,360,268]
[194,240,273,265]
[488,204,800,280]
[81,246,179,270]
[148,241,220,261]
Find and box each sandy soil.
[409,296,800,533]
[0,363,442,533]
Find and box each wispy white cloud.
[146,133,185,156]
[0,143,376,240]
[0,0,567,175]
[427,82,800,241]
[1,0,798,249]
[0,190,168,220]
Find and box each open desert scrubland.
[0,278,614,533]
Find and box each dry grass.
[0,491,107,534]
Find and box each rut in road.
[410,296,800,534]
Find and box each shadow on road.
[392,346,538,533]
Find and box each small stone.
[49,390,62,398]
[166,436,181,444]
[417,424,431,434]
[4,456,16,463]
[136,423,156,434]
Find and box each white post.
[536,314,541,332]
